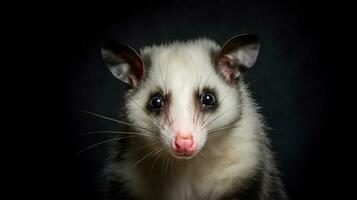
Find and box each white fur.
[111,39,267,200]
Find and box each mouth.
[169,150,197,160]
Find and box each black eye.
[148,94,164,110]
[201,91,216,106]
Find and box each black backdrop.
[35,0,345,199]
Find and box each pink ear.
[101,41,144,90]
[216,34,260,83]
[217,55,240,83]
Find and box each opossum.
[100,34,287,200]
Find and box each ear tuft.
[217,34,260,83]
[101,41,144,89]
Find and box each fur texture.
[102,38,287,200]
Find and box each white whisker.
[133,146,163,167]
[76,135,141,156]
[81,110,159,134]
[149,148,163,177]
[201,103,243,129]
[80,130,154,137]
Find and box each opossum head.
[101,34,260,159]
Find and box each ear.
[216,34,260,83]
[101,41,144,89]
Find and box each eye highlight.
[148,93,164,110]
[200,90,216,107]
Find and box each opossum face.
[102,34,260,159]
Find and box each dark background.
[22,0,347,199]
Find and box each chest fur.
[121,134,261,200]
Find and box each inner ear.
[216,34,260,83]
[101,41,144,89]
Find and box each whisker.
[80,130,155,137]
[128,98,172,139]
[207,126,241,135]
[201,103,243,129]
[165,155,174,174]
[207,122,238,133]
[164,155,171,175]
[149,148,163,176]
[198,151,207,158]
[207,109,258,136]
[76,135,141,156]
[133,142,153,152]
[81,110,159,134]
[133,146,163,167]
[200,88,235,127]
[82,110,133,125]
[127,98,166,131]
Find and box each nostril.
[174,139,181,149]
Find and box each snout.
[171,132,197,158]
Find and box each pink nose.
[172,132,196,155]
